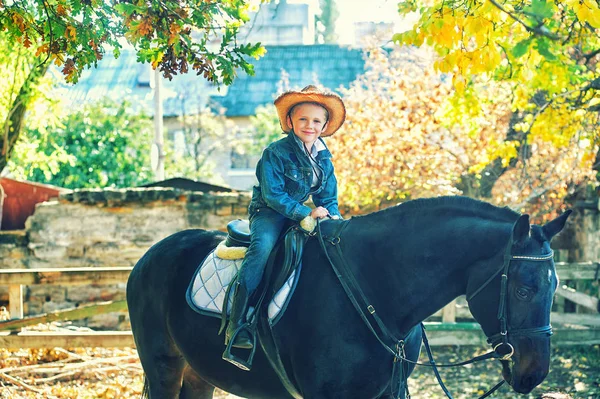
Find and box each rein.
[315,219,554,399]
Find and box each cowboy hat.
[274,85,346,137]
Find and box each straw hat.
[274,85,346,137]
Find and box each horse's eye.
[516,287,531,300]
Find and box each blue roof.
[57,44,366,118]
[56,47,212,117]
[211,44,365,117]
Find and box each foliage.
[168,102,238,185]
[316,0,339,44]
[330,47,593,217]
[247,103,282,152]
[9,99,154,189]
[0,346,596,398]
[394,1,600,202]
[331,48,460,212]
[0,0,267,84]
[0,31,54,172]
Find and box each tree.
[315,0,339,44]
[394,1,600,203]
[330,47,593,218]
[170,96,238,185]
[247,104,282,152]
[1,1,268,176]
[0,0,266,84]
[330,48,462,212]
[9,99,154,188]
[0,32,50,173]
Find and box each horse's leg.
[130,290,187,398]
[137,338,186,398]
[180,366,215,399]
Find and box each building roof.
[56,44,366,119]
[55,48,213,118]
[211,44,365,117]
[140,177,235,193]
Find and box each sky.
[290,0,415,44]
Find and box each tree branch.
[0,62,49,172]
[488,0,561,40]
[583,48,600,60]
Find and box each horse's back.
[127,229,222,297]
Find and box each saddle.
[219,218,310,370]
[225,219,251,247]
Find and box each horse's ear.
[513,214,530,246]
[542,209,572,241]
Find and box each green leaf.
[528,0,555,19]
[535,38,556,60]
[512,38,532,58]
[113,3,147,15]
[398,1,417,14]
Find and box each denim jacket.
[249,133,342,221]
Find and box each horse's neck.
[344,212,511,336]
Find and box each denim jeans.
[238,207,288,294]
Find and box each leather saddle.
[225,219,251,247]
[220,218,310,369]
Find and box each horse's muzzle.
[503,343,550,394]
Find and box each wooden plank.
[555,262,599,280]
[0,300,128,331]
[551,327,600,346]
[420,323,600,346]
[556,285,599,312]
[0,263,593,286]
[8,284,23,320]
[0,267,133,286]
[551,312,600,327]
[0,326,596,348]
[0,331,135,348]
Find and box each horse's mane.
[356,196,520,223]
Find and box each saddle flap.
[226,219,251,247]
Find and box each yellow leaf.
[65,25,77,40]
[52,53,65,66]
[589,97,600,107]
[452,74,466,93]
[151,51,164,69]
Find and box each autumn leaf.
[23,34,32,48]
[35,43,49,57]
[65,25,77,40]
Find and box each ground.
[0,346,597,399]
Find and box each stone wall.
[0,188,250,329]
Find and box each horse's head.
[466,210,571,394]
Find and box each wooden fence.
[0,262,598,348]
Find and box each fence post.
[442,300,456,323]
[8,284,23,320]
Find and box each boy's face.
[287,103,328,146]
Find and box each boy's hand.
[310,206,330,219]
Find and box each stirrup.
[222,325,257,371]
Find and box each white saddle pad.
[186,247,297,323]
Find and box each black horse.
[127,196,571,398]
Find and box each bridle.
[315,219,556,399]
[467,244,555,361]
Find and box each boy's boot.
[224,281,253,349]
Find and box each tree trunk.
[0,62,49,172]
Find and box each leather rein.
[315,219,554,399]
